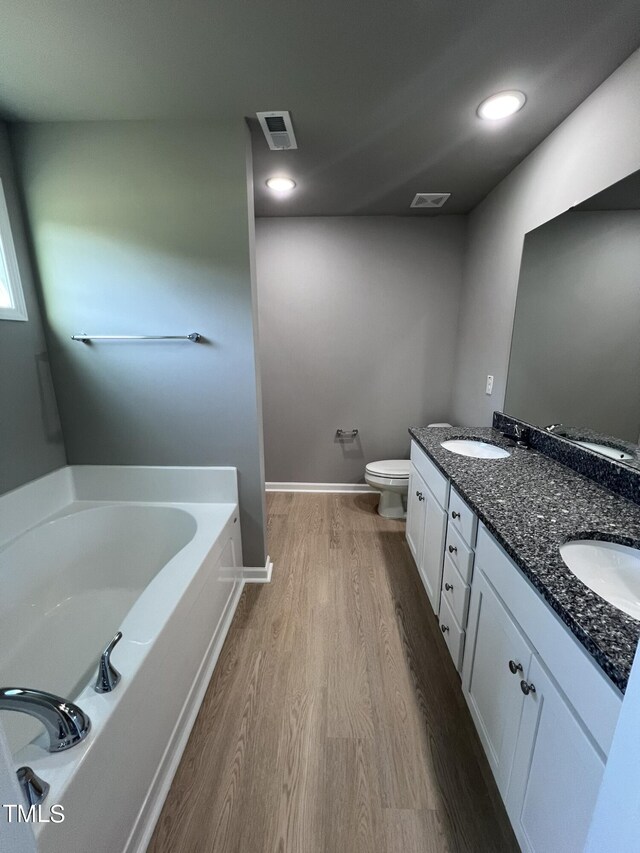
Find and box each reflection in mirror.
[505,169,640,469]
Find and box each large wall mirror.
[505,169,640,468]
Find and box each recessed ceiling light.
[477,90,526,121]
[266,176,296,192]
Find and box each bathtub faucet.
[0,687,91,752]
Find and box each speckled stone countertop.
[409,425,640,693]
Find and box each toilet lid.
[366,459,411,478]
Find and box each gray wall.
[505,211,640,442]
[256,216,466,483]
[451,46,640,427]
[0,122,65,494]
[12,120,266,563]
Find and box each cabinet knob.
[508,660,523,675]
[445,582,454,592]
[440,624,449,634]
[520,680,536,696]
[451,511,461,519]
[448,545,457,554]
[416,490,424,501]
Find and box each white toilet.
[366,424,452,519]
[364,459,411,518]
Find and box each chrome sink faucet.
[0,687,91,752]
[502,423,529,448]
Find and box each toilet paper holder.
[336,429,359,439]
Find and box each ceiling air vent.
[410,192,451,209]
[257,111,298,150]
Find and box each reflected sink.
[560,540,640,620]
[571,440,634,462]
[440,440,511,459]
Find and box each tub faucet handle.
[95,631,123,694]
[17,766,50,807]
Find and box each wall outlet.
[485,375,494,395]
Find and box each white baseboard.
[266,482,378,494]
[125,581,245,853]
[243,555,274,583]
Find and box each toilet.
[366,424,452,519]
[364,459,411,518]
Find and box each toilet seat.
[365,459,410,479]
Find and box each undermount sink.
[571,440,634,462]
[560,539,640,620]
[440,439,511,459]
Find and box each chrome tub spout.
[0,687,91,752]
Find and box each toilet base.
[377,489,406,519]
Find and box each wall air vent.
[257,111,298,150]
[410,192,451,209]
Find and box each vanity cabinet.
[407,441,478,672]
[462,524,622,853]
[506,655,605,853]
[407,443,449,612]
[406,467,427,562]
[462,569,531,792]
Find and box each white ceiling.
[1,0,638,215]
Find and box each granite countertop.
[409,425,640,693]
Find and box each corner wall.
[0,123,65,494]
[451,46,640,427]
[256,216,466,483]
[12,120,266,563]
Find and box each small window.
[0,178,27,322]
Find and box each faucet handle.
[95,631,123,694]
[17,766,50,807]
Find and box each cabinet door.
[418,486,448,613]
[406,468,427,563]
[506,655,605,853]
[462,569,532,794]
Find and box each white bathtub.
[0,465,247,853]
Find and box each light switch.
[485,375,494,395]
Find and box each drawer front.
[410,441,449,509]
[445,522,474,584]
[438,594,464,672]
[448,487,478,548]
[441,555,471,627]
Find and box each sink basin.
[571,440,634,462]
[560,539,640,620]
[440,440,511,459]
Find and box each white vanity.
[406,437,624,853]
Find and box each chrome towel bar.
[71,332,201,343]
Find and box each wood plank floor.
[148,493,518,853]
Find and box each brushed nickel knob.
[520,680,536,696]
[441,624,449,634]
[509,660,523,675]
[448,545,457,554]
[445,582,454,591]
[451,511,461,519]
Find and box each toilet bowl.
[365,459,411,519]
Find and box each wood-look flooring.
[148,492,518,853]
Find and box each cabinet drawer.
[441,555,471,627]
[410,441,449,508]
[439,594,464,672]
[445,522,474,584]
[448,487,478,548]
